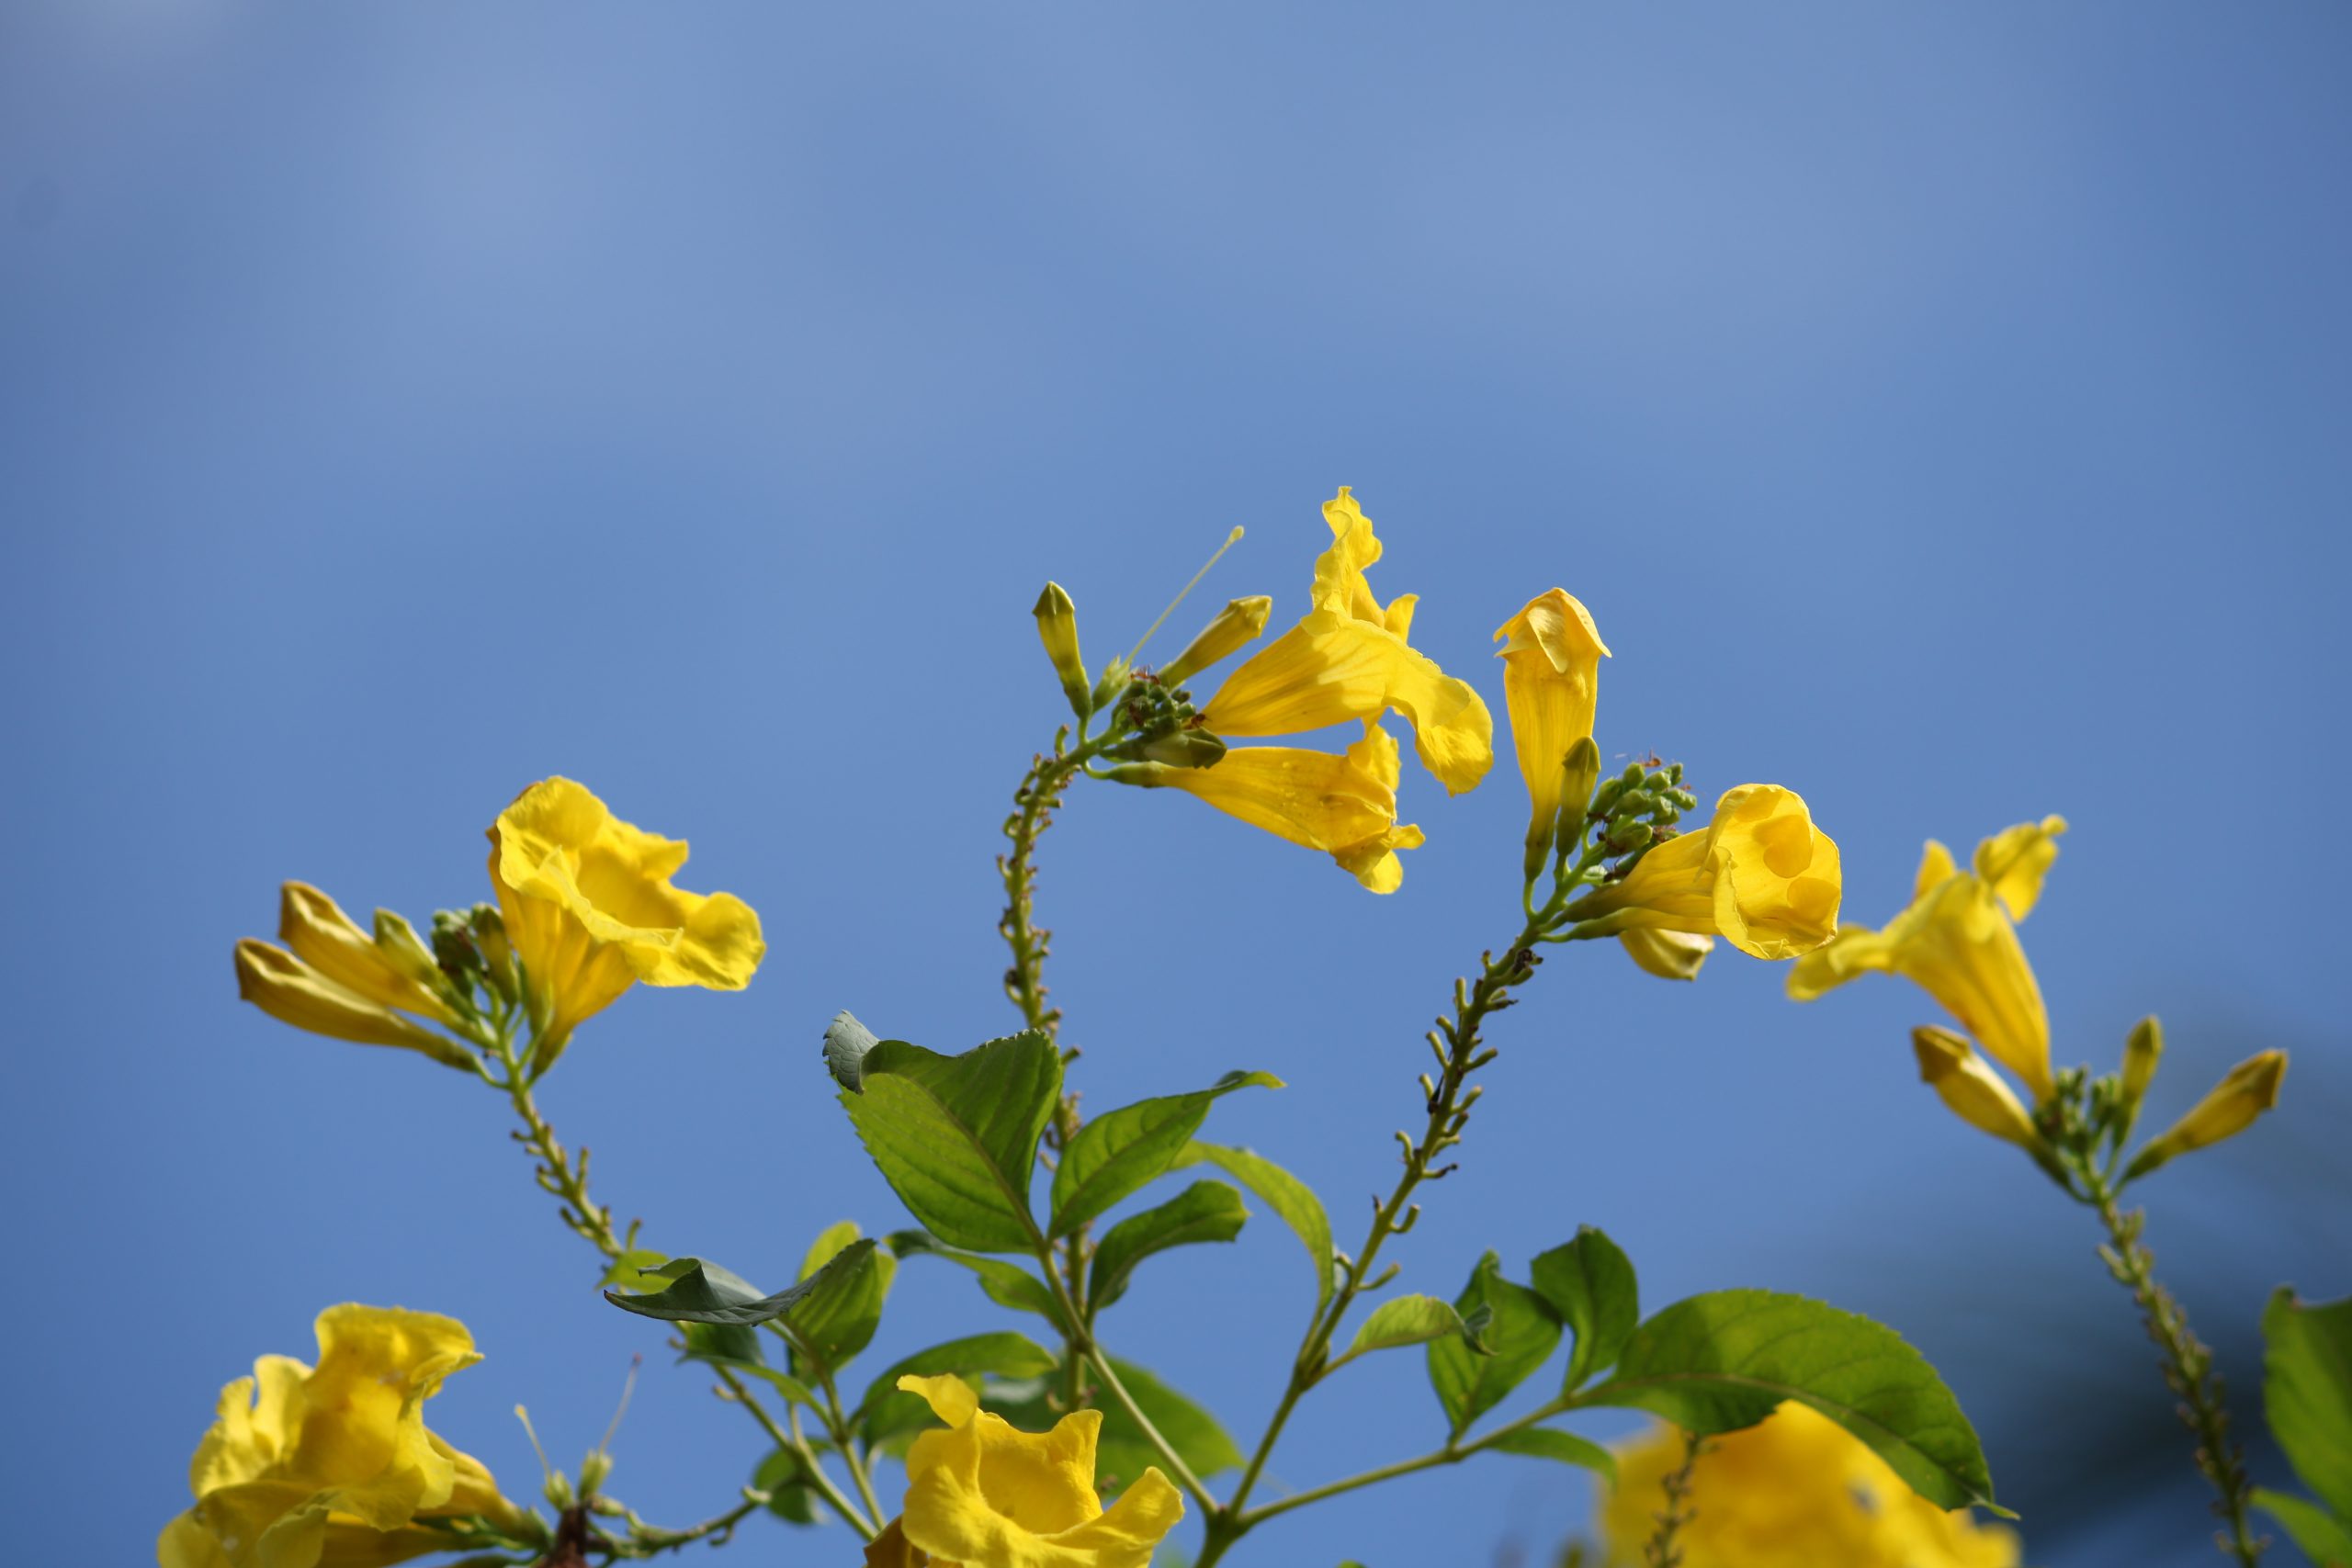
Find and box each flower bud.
[470,903,519,1004]
[1089,655,1134,716]
[2120,1015,2163,1110]
[281,883,465,1026]
[2125,1050,2288,1181]
[1619,928,1713,981]
[1528,736,1603,884]
[1158,595,1273,686]
[1912,1026,2041,1148]
[374,908,460,999]
[235,939,476,1070]
[1107,729,1227,769]
[1033,582,1091,718]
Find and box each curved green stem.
[715,1367,876,1539]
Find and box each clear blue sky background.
[5,6,2347,1565]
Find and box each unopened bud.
[577,1448,613,1497]
[2120,1016,2163,1111]
[2124,1050,2288,1181]
[1912,1026,2040,1149]
[1033,582,1091,718]
[1620,928,1713,982]
[1108,729,1227,769]
[470,904,519,1004]
[1090,655,1134,716]
[1606,822,1653,856]
[1159,595,1272,686]
[281,883,464,1026]
[234,939,475,1070]
[1528,736,1603,885]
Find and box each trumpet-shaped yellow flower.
[233,940,474,1071]
[1575,786,1841,960]
[1199,489,1493,796]
[1135,721,1426,893]
[157,1305,522,1568]
[1494,589,1610,864]
[1619,928,1715,981]
[1600,1403,2018,1568]
[1912,1026,2041,1148]
[1787,818,2064,1101]
[487,777,765,1061]
[1158,596,1273,687]
[277,883,465,1028]
[888,1373,1183,1568]
[2126,1049,2289,1180]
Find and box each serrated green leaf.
[1430,1252,1562,1435]
[1049,1071,1283,1239]
[1171,1141,1333,1311]
[988,1359,1240,1489]
[1343,1294,1481,1363]
[840,1032,1061,1252]
[2264,1286,2352,1519]
[1578,1289,1996,1511]
[1532,1226,1639,1391]
[1089,1181,1248,1310]
[605,1240,885,1378]
[823,1010,880,1092]
[785,1239,891,1371]
[1487,1426,1617,1483]
[2253,1487,2352,1566]
[799,1219,864,1280]
[855,1332,1059,1446]
[605,1258,797,1325]
[887,1229,1069,1333]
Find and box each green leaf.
[798,1219,865,1280]
[1487,1426,1617,1484]
[605,1258,798,1325]
[2253,1487,2352,1567]
[1089,1181,1249,1310]
[1049,1071,1283,1239]
[823,1010,880,1092]
[1578,1289,1997,1512]
[1532,1226,1640,1391]
[752,1450,820,1525]
[1430,1252,1562,1435]
[786,1239,892,1371]
[1170,1141,1334,1311]
[674,1323,819,1407]
[599,1247,673,1293]
[856,1332,1060,1447]
[988,1359,1241,1488]
[1343,1293,1483,1362]
[840,1031,1062,1252]
[887,1229,1069,1334]
[2264,1286,2352,1519]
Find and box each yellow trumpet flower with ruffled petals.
[157,1305,524,1568]
[1573,786,1841,960]
[1494,588,1610,866]
[487,777,765,1065]
[882,1373,1183,1568]
[1600,1402,2018,1568]
[1199,488,1493,796]
[1787,818,2064,1102]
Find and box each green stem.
[1640,1428,1706,1568]
[714,1367,876,1539]
[1033,1254,1216,1512]
[1229,1395,1572,1531]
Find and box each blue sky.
[4,5,2347,1564]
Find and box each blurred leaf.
[1089,1180,1249,1310]
[840,1032,1061,1252]
[599,1247,672,1293]
[1579,1290,1997,1512]
[752,1449,820,1526]
[1430,1252,1561,1435]
[1171,1141,1334,1312]
[2264,1286,2352,1519]
[887,1229,1069,1333]
[990,1359,1241,1488]
[678,1318,765,1372]
[2252,1487,2352,1566]
[1487,1426,1617,1484]
[1049,1071,1283,1239]
[823,1010,880,1092]
[1343,1294,1485,1362]
[1532,1226,1639,1392]
[856,1332,1059,1447]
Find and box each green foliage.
[606,1242,888,1375]
[1090,1180,1250,1309]
[855,1332,1059,1448]
[605,1257,792,1325]
[1487,1426,1617,1484]
[989,1359,1242,1490]
[1170,1141,1335,1310]
[752,1449,820,1525]
[886,1229,1069,1333]
[821,1010,880,1093]
[1429,1252,1561,1436]
[2260,1286,2352,1530]
[1578,1289,1997,1511]
[1342,1293,1487,1364]
[2252,1487,2352,1567]
[838,1031,1062,1252]
[1532,1226,1639,1391]
[1049,1071,1283,1239]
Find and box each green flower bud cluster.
[1101,672,1226,770]
[431,903,517,1007]
[1583,757,1700,864]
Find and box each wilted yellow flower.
[1574,786,1841,960]
[1787,818,2064,1101]
[1494,589,1610,875]
[1200,488,1493,795]
[1600,1403,2018,1568]
[157,1305,522,1568]
[2126,1050,2289,1180]
[487,777,765,1063]
[1912,1026,2041,1149]
[888,1373,1183,1568]
[233,939,474,1071]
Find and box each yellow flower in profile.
[1788,818,2064,1101]
[1494,588,1610,871]
[1911,1026,2041,1149]
[1574,786,1842,960]
[886,1373,1183,1568]
[157,1305,523,1568]
[487,777,766,1063]
[1136,719,1426,893]
[233,939,474,1071]
[2126,1049,2289,1180]
[1600,1403,2018,1568]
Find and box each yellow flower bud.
[1494,589,1609,882]
[280,883,464,1027]
[1158,595,1272,687]
[371,908,455,998]
[1618,928,1713,981]
[2120,1015,2163,1111]
[2126,1050,2288,1181]
[234,939,474,1070]
[1033,581,1091,718]
[1911,1026,2041,1149]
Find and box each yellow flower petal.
[1970,816,2067,921]
[277,885,462,1027]
[1620,929,1714,981]
[2129,1050,2288,1178]
[1912,1026,2041,1148]
[1578,786,1841,960]
[1494,589,1611,844]
[232,942,473,1069]
[1146,724,1425,893]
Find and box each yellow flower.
[232,939,474,1071]
[1787,818,2064,1101]
[1494,588,1610,874]
[1600,1403,2018,1568]
[487,777,766,1063]
[2126,1050,2289,1180]
[1199,488,1494,796]
[277,884,465,1028]
[1912,1026,2041,1149]
[888,1373,1183,1568]
[1157,596,1273,687]
[1573,786,1841,960]
[1619,929,1715,981]
[157,1305,522,1568]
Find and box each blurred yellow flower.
[1141,719,1426,893]
[888,1373,1183,1568]
[2126,1049,2289,1179]
[1494,588,1609,874]
[157,1305,521,1568]
[1576,786,1841,960]
[487,777,765,1063]
[1787,818,2064,1101]
[1600,1403,2018,1568]
[1912,1026,2041,1148]
[232,939,473,1071]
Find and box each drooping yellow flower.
[1787,818,2064,1101]
[1912,1026,2041,1149]
[233,939,475,1071]
[887,1373,1183,1568]
[1199,488,1494,796]
[1494,588,1610,871]
[1619,929,1715,981]
[487,777,765,1062]
[1599,1403,2018,1568]
[1573,786,1841,960]
[1133,719,1426,893]
[2126,1049,2289,1180]
[157,1305,523,1568]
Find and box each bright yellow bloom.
[1575,786,1841,960]
[487,777,765,1062]
[277,884,464,1028]
[233,939,474,1071]
[888,1373,1183,1568]
[157,1305,522,1568]
[1158,596,1273,687]
[1136,720,1426,893]
[1912,1026,2041,1149]
[1787,818,2064,1101]
[1200,488,1493,796]
[1619,929,1714,981]
[1494,588,1610,868]
[2127,1050,2289,1180]
[1600,1403,2018,1568]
